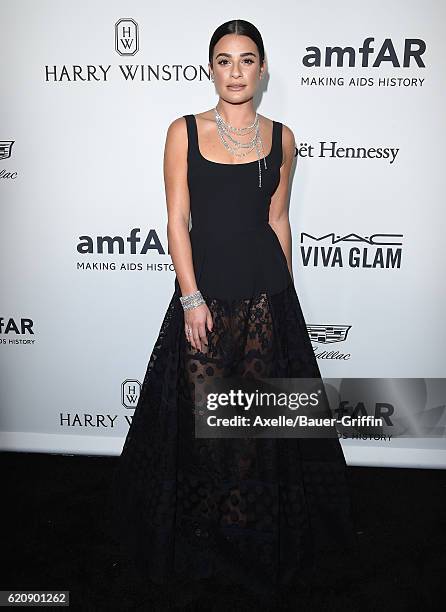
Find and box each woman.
[111,19,358,605]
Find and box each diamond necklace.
[213,107,268,188]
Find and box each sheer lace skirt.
[109,280,358,599]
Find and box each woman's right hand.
[184,303,213,352]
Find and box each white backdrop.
[1,0,445,467]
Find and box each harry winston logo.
[122,379,141,408]
[115,18,139,56]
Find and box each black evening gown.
[110,114,359,602]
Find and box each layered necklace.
[213,106,268,188]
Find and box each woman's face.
[209,34,265,103]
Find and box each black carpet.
[1,451,444,610]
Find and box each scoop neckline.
[192,114,275,167]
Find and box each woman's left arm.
[268,124,296,281]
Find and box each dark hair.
[208,20,265,67]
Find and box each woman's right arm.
[163,117,212,352]
[163,117,198,297]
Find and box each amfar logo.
[115,18,139,56]
[0,141,17,180]
[0,317,34,335]
[302,37,426,68]
[76,228,174,273]
[77,228,166,254]
[300,232,403,268]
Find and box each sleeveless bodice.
[174,114,292,300]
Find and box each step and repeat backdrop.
[1,0,445,467]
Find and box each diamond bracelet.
[179,289,205,310]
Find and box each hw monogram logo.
[122,379,141,409]
[115,18,139,56]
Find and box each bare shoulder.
[264,114,294,142]
[279,122,296,167]
[165,115,188,141]
[163,115,189,158]
[281,123,295,148]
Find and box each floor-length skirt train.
[110,279,358,599]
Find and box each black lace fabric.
[109,280,359,602]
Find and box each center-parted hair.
[208,19,265,67]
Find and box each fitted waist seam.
[190,221,271,235]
